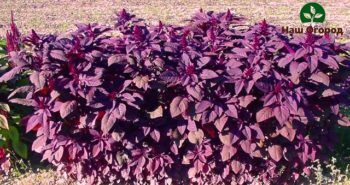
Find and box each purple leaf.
[256,107,273,123]
[310,55,318,73]
[26,115,42,133]
[221,145,237,161]
[320,56,339,69]
[9,98,33,106]
[231,160,243,174]
[0,67,22,83]
[32,135,46,153]
[92,144,101,157]
[226,104,238,118]
[240,140,255,154]
[294,48,307,60]
[133,75,149,90]
[29,71,45,89]
[310,72,330,86]
[278,54,294,68]
[273,106,290,125]
[160,71,179,83]
[186,85,202,101]
[235,80,244,95]
[214,116,228,132]
[238,95,255,108]
[60,100,77,118]
[195,100,212,113]
[150,129,160,142]
[170,96,188,118]
[148,106,163,119]
[232,48,248,57]
[219,133,238,145]
[188,130,204,144]
[279,126,296,142]
[55,146,64,161]
[338,116,350,126]
[101,110,118,134]
[50,49,67,61]
[322,88,341,97]
[200,69,218,79]
[268,145,283,162]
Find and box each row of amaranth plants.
[2,9,350,184]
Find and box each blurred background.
[1,0,350,38]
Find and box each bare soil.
[0,0,350,37]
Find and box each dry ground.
[0,0,350,37]
[1,0,350,184]
[1,169,73,185]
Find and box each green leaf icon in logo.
[300,2,325,24]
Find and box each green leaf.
[12,141,28,159]
[8,126,19,144]
[315,13,323,19]
[310,6,316,15]
[303,13,312,19]
[0,39,6,48]
[0,139,7,147]
[0,115,9,130]
[11,114,21,124]
[0,103,10,112]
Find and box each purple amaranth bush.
[1,9,350,184]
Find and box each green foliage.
[0,39,30,164]
[334,107,350,172]
[0,39,6,65]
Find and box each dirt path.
[0,0,350,37]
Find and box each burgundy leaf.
[310,71,330,86]
[279,126,296,142]
[161,71,179,83]
[338,116,350,126]
[50,49,67,61]
[221,145,237,161]
[240,140,254,154]
[32,135,47,153]
[256,107,273,123]
[231,160,243,174]
[278,54,293,68]
[148,106,163,119]
[322,88,341,97]
[234,80,244,95]
[195,100,212,113]
[0,67,22,83]
[219,133,238,145]
[188,130,204,144]
[294,48,307,60]
[60,100,77,118]
[170,96,188,118]
[55,146,64,161]
[273,106,290,125]
[268,145,283,162]
[310,55,318,73]
[226,104,238,118]
[101,110,117,134]
[200,69,218,79]
[133,75,149,90]
[238,95,255,108]
[150,129,160,142]
[214,116,228,132]
[29,71,45,89]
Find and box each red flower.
[0,148,6,159]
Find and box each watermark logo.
[300,2,325,24]
[282,2,343,35]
